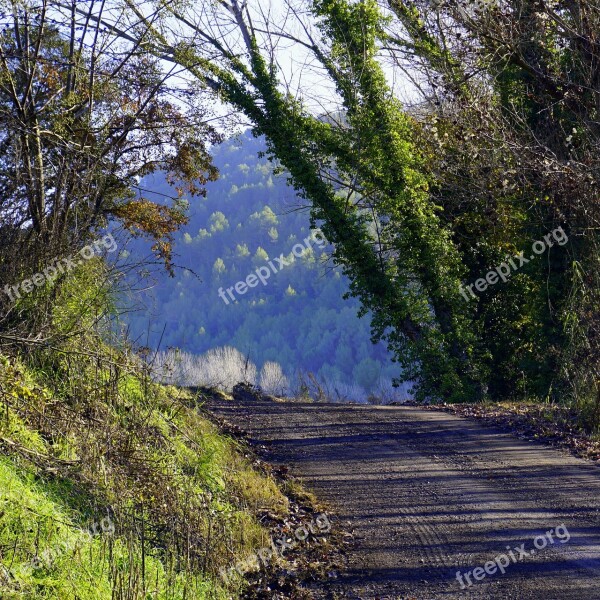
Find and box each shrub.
[259,361,290,396]
[153,347,259,391]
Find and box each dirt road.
[207,395,600,599]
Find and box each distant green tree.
[255,163,271,177]
[252,247,269,266]
[209,211,229,233]
[301,248,316,266]
[250,206,278,228]
[213,258,226,276]
[353,358,380,392]
[236,243,250,258]
[261,206,278,226]
[334,343,353,370]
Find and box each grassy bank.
[0,346,288,599]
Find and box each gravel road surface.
[207,395,600,599]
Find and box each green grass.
[0,351,288,599]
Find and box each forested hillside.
[125,132,401,397]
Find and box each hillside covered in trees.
[124,131,402,398]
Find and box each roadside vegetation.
[0,260,289,599]
[0,5,319,597]
[433,400,600,463]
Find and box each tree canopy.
[0,0,219,340]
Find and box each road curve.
[206,395,600,600]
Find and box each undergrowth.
[0,259,288,599]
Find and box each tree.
[0,0,219,340]
[259,361,289,396]
[253,247,269,266]
[379,0,600,402]
[213,258,226,276]
[236,243,250,258]
[209,212,230,233]
[353,358,380,392]
[250,205,278,228]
